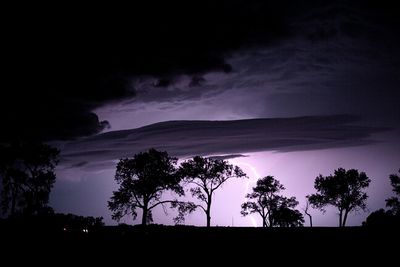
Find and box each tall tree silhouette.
[0,142,59,216]
[241,176,303,227]
[179,156,246,227]
[386,169,400,215]
[108,149,183,226]
[308,168,370,227]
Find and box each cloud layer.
[1,1,292,142]
[4,1,400,141]
[95,0,400,132]
[59,115,389,171]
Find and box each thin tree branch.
[211,176,232,193]
[148,200,175,210]
[132,193,144,208]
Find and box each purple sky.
[50,12,400,226]
[3,1,398,227]
[52,129,399,226]
[51,101,400,226]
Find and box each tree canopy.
[0,142,59,217]
[108,148,183,225]
[179,156,246,227]
[308,168,370,227]
[386,169,400,215]
[241,176,304,227]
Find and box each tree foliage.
[241,176,304,227]
[179,156,246,227]
[273,198,304,227]
[386,169,400,215]
[308,168,370,227]
[170,201,197,225]
[0,142,59,217]
[363,208,400,227]
[108,149,183,225]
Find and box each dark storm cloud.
[189,76,207,87]
[3,1,399,142]
[59,115,390,171]
[2,1,293,142]
[115,0,400,115]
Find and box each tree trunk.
[142,206,148,226]
[306,214,313,227]
[342,210,349,227]
[268,212,273,227]
[339,209,343,227]
[304,205,313,227]
[261,210,266,227]
[206,194,212,227]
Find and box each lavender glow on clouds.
[3,1,399,226]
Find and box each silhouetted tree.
[58,213,105,229]
[363,208,400,227]
[303,199,313,227]
[179,156,246,227]
[241,176,304,227]
[273,198,304,227]
[170,201,197,224]
[0,142,59,217]
[108,149,183,226]
[308,168,370,227]
[386,169,400,215]
[363,169,400,227]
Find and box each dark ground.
[1,222,399,263]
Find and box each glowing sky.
[5,1,397,227]
[52,131,400,226]
[51,34,400,225]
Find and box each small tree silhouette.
[179,156,246,227]
[386,169,400,215]
[241,176,304,227]
[108,149,183,226]
[308,168,370,227]
[363,169,400,227]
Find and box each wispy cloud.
[208,154,249,160]
[59,115,389,171]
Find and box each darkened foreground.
[1,221,399,263]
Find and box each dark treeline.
[0,211,104,231]
[1,143,399,229]
[0,142,103,232]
